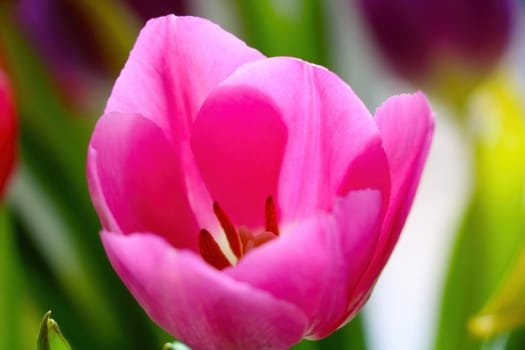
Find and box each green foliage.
[234,0,328,66]
[434,72,525,350]
[469,244,525,338]
[0,207,24,350]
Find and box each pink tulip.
[87,15,434,350]
[0,68,16,198]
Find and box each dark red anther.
[198,229,232,270]
[213,202,242,258]
[265,196,280,236]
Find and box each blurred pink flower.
[87,15,434,350]
[0,68,16,198]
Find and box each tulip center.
[198,196,280,270]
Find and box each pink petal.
[103,15,264,235]
[191,85,287,228]
[101,231,308,350]
[213,57,384,222]
[349,92,434,314]
[105,15,264,139]
[338,141,391,214]
[87,148,120,233]
[226,189,383,338]
[376,92,433,238]
[88,112,198,250]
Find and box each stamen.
[199,198,282,269]
[265,196,280,236]
[213,202,242,258]
[198,229,232,270]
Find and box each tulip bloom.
[0,69,16,198]
[87,15,433,349]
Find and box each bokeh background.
[1,1,525,349]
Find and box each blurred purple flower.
[126,0,188,21]
[15,0,109,102]
[357,0,517,98]
[14,0,188,106]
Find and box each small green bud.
[163,341,191,350]
[36,311,71,350]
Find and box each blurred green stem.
[234,0,328,66]
[0,205,22,350]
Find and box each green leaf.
[0,206,21,350]
[0,205,39,350]
[434,71,525,350]
[469,244,525,338]
[36,311,72,350]
[505,328,525,350]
